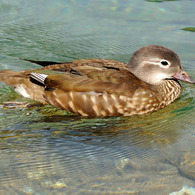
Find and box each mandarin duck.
[0,45,194,117]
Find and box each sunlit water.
[0,0,195,194]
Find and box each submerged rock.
[169,186,195,195]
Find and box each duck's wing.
[32,59,145,96]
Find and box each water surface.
[0,0,195,194]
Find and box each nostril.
[181,72,187,77]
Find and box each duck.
[0,45,194,117]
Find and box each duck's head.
[128,45,195,85]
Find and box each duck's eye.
[161,60,169,66]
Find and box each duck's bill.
[173,70,195,84]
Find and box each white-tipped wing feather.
[30,73,48,85]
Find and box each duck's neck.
[159,79,182,105]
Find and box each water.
[0,0,195,194]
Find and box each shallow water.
[0,0,195,194]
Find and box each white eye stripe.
[142,59,170,68]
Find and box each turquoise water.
[0,0,195,194]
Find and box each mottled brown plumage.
[0,45,194,116]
